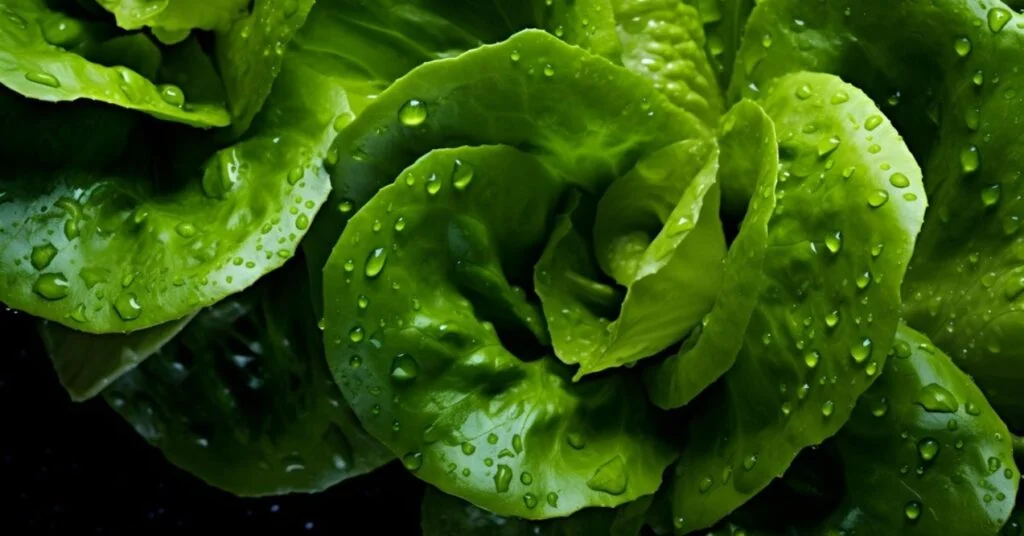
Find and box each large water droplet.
[988,8,1012,33]
[954,37,972,57]
[961,145,980,174]
[398,99,428,127]
[41,15,84,47]
[587,456,627,495]
[803,351,820,369]
[30,243,58,270]
[850,338,873,364]
[159,84,185,107]
[494,464,513,492]
[364,248,387,278]
[401,452,423,472]
[982,185,1001,207]
[451,159,474,191]
[917,383,959,413]
[821,400,835,417]
[114,292,142,320]
[825,231,842,254]
[390,354,419,382]
[867,190,890,208]
[33,273,69,300]
[523,493,538,509]
[25,71,60,88]
[918,438,940,461]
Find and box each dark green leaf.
[104,257,392,496]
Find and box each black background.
[1,308,424,535]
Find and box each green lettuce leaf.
[104,256,392,496]
[324,145,675,519]
[823,325,1019,535]
[644,99,778,409]
[667,71,927,533]
[95,0,248,41]
[39,314,193,401]
[421,485,652,536]
[0,0,372,333]
[0,0,229,126]
[535,139,726,377]
[684,0,756,91]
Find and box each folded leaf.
[644,99,778,409]
[104,257,392,496]
[0,0,229,126]
[823,325,1019,535]
[535,139,726,377]
[306,28,708,274]
[39,314,193,401]
[95,0,248,40]
[668,71,927,533]
[684,0,756,91]
[324,146,675,519]
[421,485,652,536]
[0,2,374,333]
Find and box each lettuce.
[5,1,1024,534]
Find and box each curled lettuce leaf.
[644,99,777,409]
[535,139,726,377]
[0,0,377,333]
[0,0,229,126]
[95,0,249,39]
[324,145,675,519]
[39,314,193,401]
[667,72,927,533]
[103,257,392,496]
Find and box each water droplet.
[867,189,890,208]
[743,454,758,470]
[494,464,513,492]
[917,383,959,413]
[905,500,922,521]
[546,492,559,507]
[698,476,714,492]
[339,200,354,213]
[955,37,972,57]
[25,71,60,88]
[795,84,813,99]
[402,452,422,471]
[364,248,387,278]
[41,15,84,46]
[889,173,910,188]
[349,355,362,368]
[425,174,442,195]
[989,7,1012,33]
[390,354,419,382]
[567,431,586,449]
[856,271,873,289]
[966,107,981,131]
[864,115,884,131]
[817,136,841,156]
[487,433,499,445]
[831,91,850,104]
[989,456,1003,473]
[114,292,142,320]
[982,184,1001,207]
[821,400,835,417]
[451,160,474,190]
[349,326,364,343]
[918,438,940,461]
[866,361,879,376]
[33,273,69,300]
[825,310,840,328]
[398,99,427,127]
[543,64,555,77]
[872,398,889,417]
[523,493,538,509]
[851,338,872,363]
[159,84,185,107]
[803,351,820,369]
[30,243,58,270]
[965,402,982,416]
[825,231,842,254]
[961,145,980,174]
[393,217,406,232]
[512,434,523,454]
[587,456,627,495]
[510,50,521,62]
[520,471,533,485]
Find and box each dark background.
[1,308,423,535]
